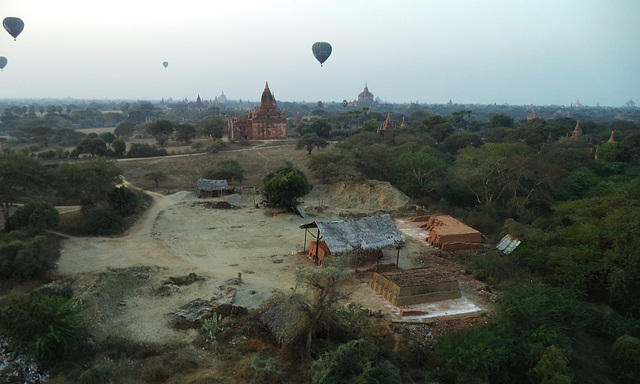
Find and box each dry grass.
[116,139,317,194]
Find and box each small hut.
[300,214,406,265]
[196,179,230,198]
[370,268,461,306]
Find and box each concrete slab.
[357,282,486,324]
[395,218,430,242]
[390,294,484,323]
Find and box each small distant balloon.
[3,17,24,41]
[312,42,332,67]
[163,61,168,68]
[0,57,7,71]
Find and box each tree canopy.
[0,154,50,225]
[262,165,311,208]
[54,158,123,214]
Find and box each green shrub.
[311,339,402,384]
[7,201,60,234]
[249,354,286,383]
[0,291,87,364]
[13,247,49,278]
[0,235,60,279]
[86,209,124,235]
[207,141,227,153]
[609,335,640,380]
[126,143,167,158]
[191,141,206,150]
[107,186,142,216]
[202,314,223,343]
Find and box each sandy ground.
[56,181,436,343]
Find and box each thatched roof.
[302,214,406,254]
[260,303,300,346]
[197,179,228,191]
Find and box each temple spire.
[572,120,582,138]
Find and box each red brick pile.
[413,215,485,251]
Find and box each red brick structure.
[377,113,395,138]
[370,268,461,306]
[357,84,374,105]
[228,82,287,140]
[414,215,485,252]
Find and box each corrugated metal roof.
[197,179,228,191]
[315,214,406,254]
[496,234,521,255]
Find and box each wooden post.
[396,246,400,266]
[315,228,321,265]
[303,230,307,253]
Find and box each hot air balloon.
[163,61,168,68]
[0,57,7,71]
[3,17,24,41]
[312,42,332,67]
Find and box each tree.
[296,133,328,155]
[441,131,482,153]
[262,166,311,208]
[175,124,196,143]
[489,113,515,128]
[74,137,108,157]
[298,119,332,139]
[195,116,226,138]
[7,201,59,234]
[99,132,116,146]
[145,170,168,187]
[597,142,629,163]
[203,160,245,183]
[288,256,353,357]
[111,138,126,157]
[146,119,175,146]
[517,117,548,146]
[421,115,454,143]
[107,186,142,216]
[395,151,447,197]
[114,121,136,138]
[308,149,358,183]
[54,158,123,214]
[0,154,50,225]
[21,126,55,148]
[361,118,379,133]
[609,335,640,381]
[455,143,563,209]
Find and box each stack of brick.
[370,268,461,306]
[414,215,485,251]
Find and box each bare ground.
[55,179,427,344]
[52,141,491,350]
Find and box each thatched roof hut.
[301,214,406,264]
[196,179,229,198]
[260,303,300,346]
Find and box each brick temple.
[227,82,287,140]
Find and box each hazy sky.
[1,0,638,106]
